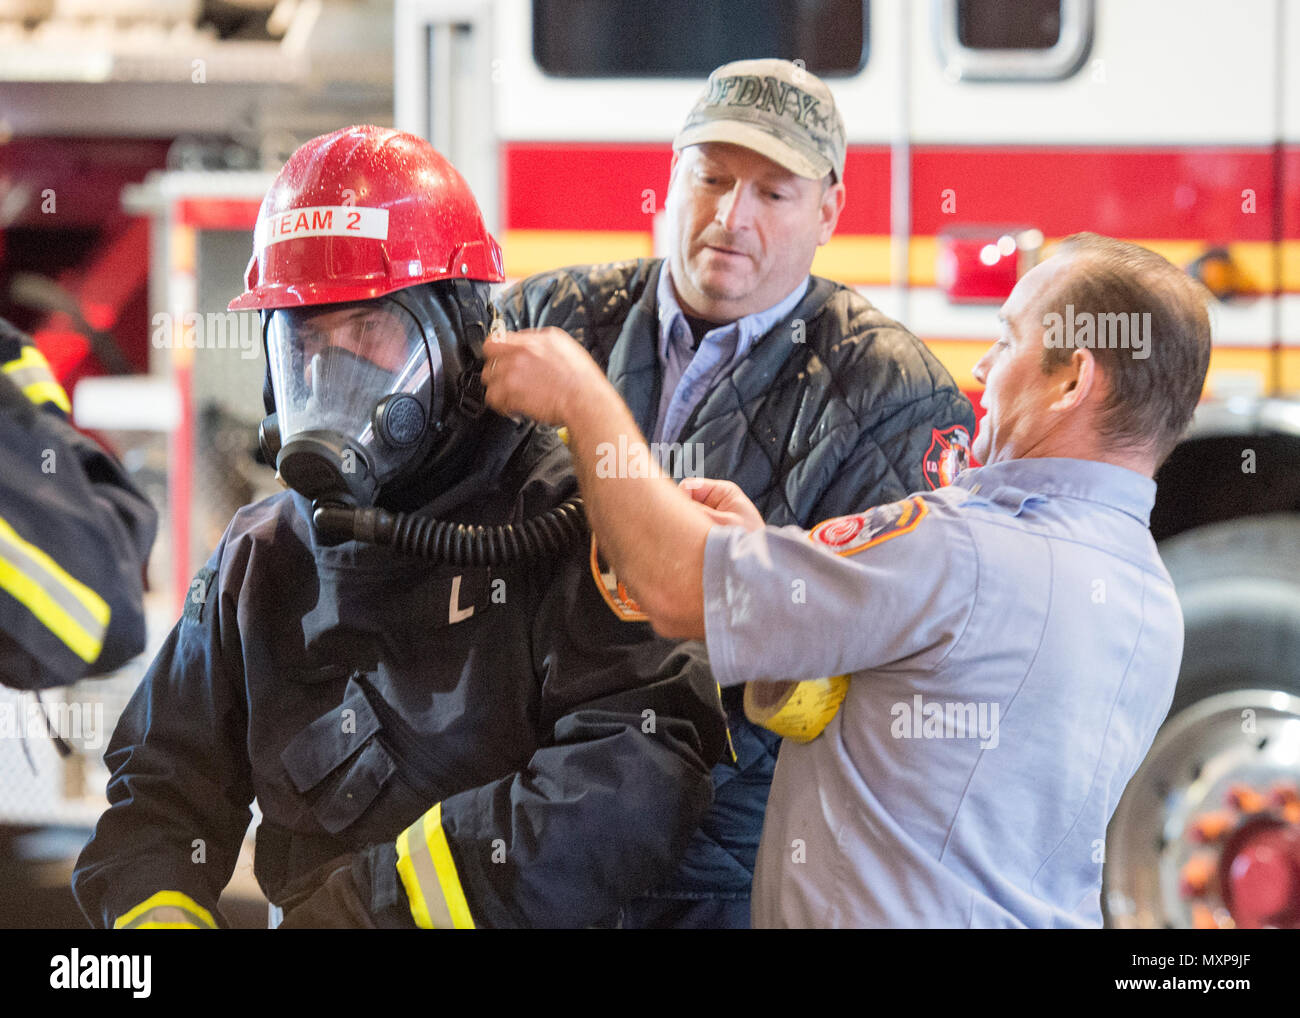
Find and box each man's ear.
[1050,347,1098,412]
[818,181,846,245]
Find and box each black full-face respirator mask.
[257,280,585,565]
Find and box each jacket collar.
[683,273,829,437]
[654,264,809,367]
[603,259,831,438]
[604,261,668,436]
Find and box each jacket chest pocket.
[281,675,401,835]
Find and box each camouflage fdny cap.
[673,58,847,183]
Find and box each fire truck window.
[957,0,1060,50]
[531,0,868,78]
[934,0,1092,81]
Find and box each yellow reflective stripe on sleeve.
[2,346,71,413]
[395,822,441,929]
[114,890,217,930]
[426,804,475,929]
[0,515,110,663]
[22,380,73,412]
[395,803,476,930]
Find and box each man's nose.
[716,182,755,232]
[971,354,989,386]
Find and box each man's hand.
[275,844,414,929]
[276,854,376,929]
[482,328,613,426]
[681,477,764,531]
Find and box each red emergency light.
[937,226,1043,303]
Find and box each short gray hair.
[1041,233,1212,466]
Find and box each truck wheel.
[1103,514,1300,928]
[1160,513,1300,713]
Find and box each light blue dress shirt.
[702,458,1183,927]
[653,265,809,443]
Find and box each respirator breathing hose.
[312,498,588,566]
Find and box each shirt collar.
[952,457,1157,526]
[656,263,809,362]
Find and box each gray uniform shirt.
[702,457,1182,927]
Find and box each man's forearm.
[564,386,709,638]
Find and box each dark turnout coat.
[0,319,156,690]
[73,422,727,928]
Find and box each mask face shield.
[265,298,441,504]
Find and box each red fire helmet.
[229,125,503,311]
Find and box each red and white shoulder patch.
[922,425,971,490]
[808,497,929,557]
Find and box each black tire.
[1158,513,1300,716]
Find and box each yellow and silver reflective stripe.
[114,890,216,930]
[395,803,476,930]
[396,804,476,930]
[2,345,71,413]
[0,514,110,663]
[2,345,70,412]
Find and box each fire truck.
[389,0,1300,928]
